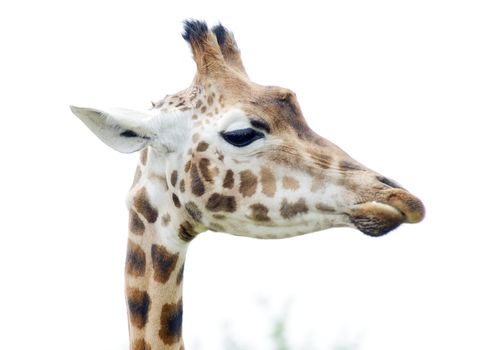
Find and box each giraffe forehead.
[153,82,358,207]
[159,81,321,150]
[233,87,329,147]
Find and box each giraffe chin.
[349,202,406,237]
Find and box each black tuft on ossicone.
[182,19,208,43]
[212,23,228,46]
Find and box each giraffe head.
[71,20,424,241]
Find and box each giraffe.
[70,20,425,350]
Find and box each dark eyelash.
[250,119,271,133]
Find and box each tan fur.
[76,21,425,350]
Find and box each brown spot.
[192,114,198,120]
[190,163,205,196]
[126,240,146,277]
[239,170,258,197]
[212,214,226,220]
[132,339,151,350]
[196,141,209,152]
[185,201,202,222]
[151,244,179,284]
[172,193,181,208]
[200,106,207,113]
[260,167,276,197]
[133,188,158,223]
[176,264,184,285]
[192,133,200,143]
[180,179,185,193]
[127,288,150,329]
[129,209,145,235]
[140,148,148,166]
[216,151,224,161]
[282,176,300,190]
[280,198,309,219]
[159,300,183,346]
[161,213,171,226]
[222,169,234,189]
[184,160,191,173]
[316,203,336,212]
[249,203,271,221]
[170,170,178,187]
[199,158,213,183]
[207,95,214,105]
[206,193,237,212]
[178,221,197,242]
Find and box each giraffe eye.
[221,128,264,147]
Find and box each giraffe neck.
[125,148,199,350]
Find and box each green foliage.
[220,300,360,350]
[271,310,290,350]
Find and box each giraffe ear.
[70,106,157,153]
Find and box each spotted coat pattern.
[111,19,425,350]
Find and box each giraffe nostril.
[376,175,402,189]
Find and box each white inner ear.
[70,106,157,153]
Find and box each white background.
[1,1,494,349]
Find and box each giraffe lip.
[373,201,406,218]
[349,201,406,237]
[353,201,406,218]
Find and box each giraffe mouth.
[348,188,425,237]
[349,201,407,237]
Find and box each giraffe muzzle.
[349,188,425,236]
[375,188,425,224]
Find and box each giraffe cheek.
[184,201,203,223]
[188,154,222,198]
[248,203,271,222]
[280,198,309,219]
[222,169,235,189]
[205,193,237,213]
[189,163,206,197]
